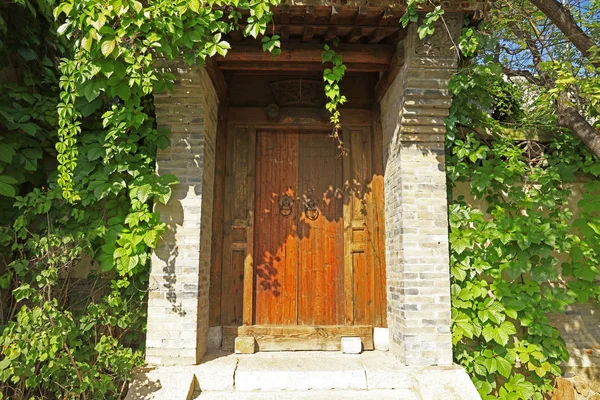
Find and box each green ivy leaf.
[0,181,16,197]
[101,40,116,58]
[114,84,131,101]
[495,356,512,378]
[0,146,16,163]
[189,0,200,13]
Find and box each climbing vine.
[321,39,348,154]
[53,0,282,203]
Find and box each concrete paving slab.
[196,389,420,399]
[360,351,419,391]
[235,353,367,391]
[193,352,238,391]
[413,366,481,400]
[125,366,196,400]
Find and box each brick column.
[380,16,462,366]
[145,61,219,365]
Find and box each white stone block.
[373,327,390,351]
[235,336,257,354]
[341,337,362,354]
[207,326,222,351]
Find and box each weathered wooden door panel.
[254,131,344,326]
[254,131,299,325]
[343,127,387,327]
[220,126,255,326]
[297,133,344,326]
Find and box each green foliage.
[446,33,600,399]
[400,0,444,39]
[439,3,600,396]
[54,0,281,202]
[0,0,177,397]
[448,129,600,399]
[2,0,283,397]
[321,39,348,154]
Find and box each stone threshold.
[124,351,480,400]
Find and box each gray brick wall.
[146,61,218,365]
[380,16,462,366]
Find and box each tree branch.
[557,100,600,159]
[529,0,600,70]
[501,67,543,86]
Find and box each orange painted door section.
[254,131,344,325]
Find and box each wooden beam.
[302,26,314,43]
[205,57,227,102]
[218,42,395,72]
[255,23,403,37]
[378,7,396,26]
[355,6,369,24]
[227,107,372,127]
[280,4,290,24]
[304,6,315,25]
[374,43,405,101]
[329,5,340,24]
[242,127,256,326]
[367,28,388,44]
[383,29,406,44]
[235,325,375,351]
[229,29,243,42]
[326,26,337,42]
[280,25,289,41]
[347,27,363,43]
[217,61,388,72]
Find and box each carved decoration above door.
[269,79,326,107]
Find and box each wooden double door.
[254,131,345,325]
[210,124,387,348]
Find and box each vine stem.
[63,341,87,400]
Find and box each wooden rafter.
[302,26,314,43]
[367,28,388,44]
[346,27,363,43]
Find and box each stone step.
[126,351,481,400]
[227,352,418,392]
[195,390,420,399]
[234,354,370,391]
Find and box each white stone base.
[341,337,362,354]
[373,327,389,351]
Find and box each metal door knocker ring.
[279,195,294,216]
[304,198,319,221]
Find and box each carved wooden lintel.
[228,107,372,127]
[269,79,325,107]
